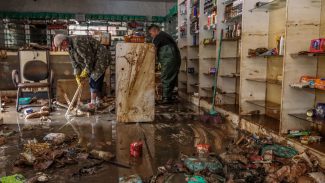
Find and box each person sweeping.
[53,34,111,112]
[148,24,181,104]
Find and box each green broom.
[209,30,223,116]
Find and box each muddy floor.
[0,101,236,182]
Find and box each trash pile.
[14,133,79,171]
[142,132,325,183]
[10,130,116,182]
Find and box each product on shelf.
[275,35,285,55]
[209,67,216,75]
[188,67,195,73]
[309,38,325,53]
[203,38,216,45]
[180,0,187,15]
[287,130,311,138]
[190,0,200,37]
[315,78,325,90]
[206,10,217,30]
[204,0,217,14]
[315,103,325,118]
[224,0,242,21]
[124,35,145,43]
[248,47,279,57]
[289,76,317,89]
[287,130,322,145]
[224,22,241,39]
[300,135,322,144]
[300,76,316,84]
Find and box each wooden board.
[56,79,91,104]
[116,43,155,123]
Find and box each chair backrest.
[23,60,48,82]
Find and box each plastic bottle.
[279,35,285,55]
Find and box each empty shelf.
[288,113,325,126]
[249,0,286,12]
[190,84,199,88]
[203,57,216,60]
[291,52,325,57]
[222,37,241,41]
[180,81,187,85]
[220,74,240,78]
[246,78,282,85]
[178,88,187,93]
[189,45,199,48]
[189,72,199,76]
[217,104,240,115]
[201,87,213,91]
[246,100,280,110]
[203,72,216,76]
[221,57,240,59]
[220,93,237,99]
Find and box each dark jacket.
[68,35,111,81]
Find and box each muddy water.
[0,102,236,183]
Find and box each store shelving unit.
[214,0,242,113]
[280,0,325,150]
[199,0,217,98]
[177,0,325,156]
[178,0,189,94]
[240,0,286,132]
[187,0,200,94]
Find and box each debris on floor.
[13,130,114,175]
[25,109,50,119]
[148,131,325,183]
[0,136,6,145]
[0,174,26,183]
[119,174,143,183]
[1,102,324,182]
[26,172,50,183]
[43,133,66,145]
[90,150,115,161]
[0,129,16,137]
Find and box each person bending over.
[54,34,111,111]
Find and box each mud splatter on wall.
[116,43,155,122]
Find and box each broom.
[209,29,223,116]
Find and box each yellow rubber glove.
[80,69,88,78]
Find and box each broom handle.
[65,84,82,116]
[211,29,223,108]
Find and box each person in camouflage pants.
[148,24,181,104]
[54,34,111,111]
